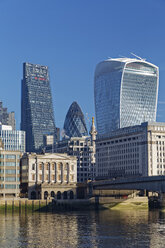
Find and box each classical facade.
[0,140,21,198]
[56,118,97,182]
[20,153,77,200]
[96,122,165,178]
[21,62,56,152]
[94,58,159,134]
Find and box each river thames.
[0,209,165,248]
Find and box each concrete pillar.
[49,163,51,183]
[42,162,45,182]
[55,163,57,183]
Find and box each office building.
[56,118,97,182]
[21,62,56,152]
[94,58,159,134]
[63,101,88,138]
[0,139,21,198]
[0,101,16,129]
[96,122,165,178]
[0,124,25,153]
[20,152,77,200]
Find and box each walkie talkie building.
[21,63,56,152]
[94,58,159,135]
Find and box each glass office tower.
[63,101,88,138]
[21,63,56,152]
[94,58,159,135]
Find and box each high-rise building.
[94,58,159,135]
[21,62,56,152]
[0,124,25,153]
[0,101,16,129]
[63,101,88,138]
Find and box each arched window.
[51,191,55,198]
[63,191,68,200]
[44,191,48,200]
[70,191,74,200]
[57,191,61,199]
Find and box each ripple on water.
[0,210,165,248]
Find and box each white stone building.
[55,118,97,182]
[96,122,165,178]
[20,153,77,200]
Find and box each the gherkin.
[63,102,88,138]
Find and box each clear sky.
[0,0,165,132]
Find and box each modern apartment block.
[96,122,165,178]
[94,58,159,134]
[56,118,97,182]
[21,62,56,152]
[0,124,25,153]
[63,101,88,138]
[20,153,77,200]
[0,101,16,130]
[0,139,21,198]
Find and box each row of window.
[0,169,19,174]
[0,154,20,159]
[31,174,74,181]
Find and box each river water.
[0,209,165,248]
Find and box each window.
[5,162,16,166]
[5,184,16,189]
[5,177,16,182]
[5,169,16,174]
[32,164,35,170]
[5,155,16,159]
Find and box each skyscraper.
[0,101,16,129]
[63,101,88,138]
[21,63,56,152]
[94,58,159,135]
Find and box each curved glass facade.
[63,102,88,138]
[94,58,159,135]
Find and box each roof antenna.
[131,52,146,61]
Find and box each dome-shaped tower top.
[63,102,88,138]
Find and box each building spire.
[90,117,97,143]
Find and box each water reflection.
[0,210,165,248]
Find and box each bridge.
[91,176,165,193]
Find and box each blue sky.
[0,0,165,131]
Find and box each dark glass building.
[63,102,88,138]
[21,62,56,152]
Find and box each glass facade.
[94,58,159,134]
[21,63,56,152]
[63,102,88,138]
[0,125,25,153]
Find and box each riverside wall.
[0,196,149,212]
